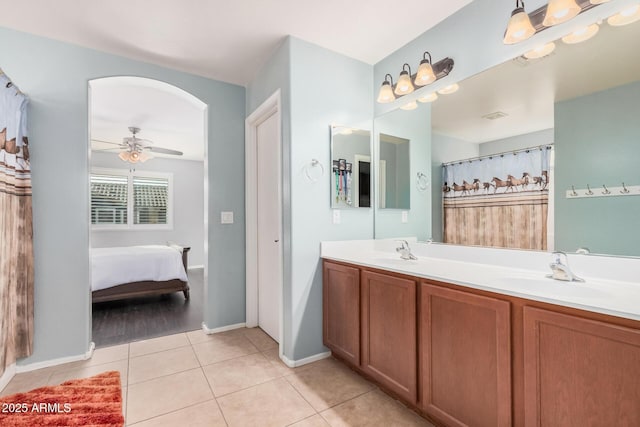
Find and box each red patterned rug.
[0,370,124,426]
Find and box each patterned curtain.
[0,70,33,377]
[442,146,551,250]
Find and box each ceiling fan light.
[415,54,436,86]
[504,4,536,44]
[562,23,599,44]
[608,5,640,26]
[418,92,438,103]
[437,83,459,95]
[139,151,152,162]
[524,42,556,59]
[118,151,130,162]
[394,68,415,96]
[400,101,418,111]
[543,0,581,27]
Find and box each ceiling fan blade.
[93,147,123,152]
[91,139,123,146]
[147,147,183,156]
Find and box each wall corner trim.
[0,363,17,392]
[202,322,246,335]
[14,342,95,374]
[281,351,331,368]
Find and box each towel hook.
[602,184,611,195]
[570,185,578,197]
[620,182,630,194]
[585,184,594,195]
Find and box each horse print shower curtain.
[442,146,551,250]
[0,70,33,378]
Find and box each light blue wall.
[374,107,431,240]
[479,128,554,156]
[90,153,205,267]
[555,81,640,256]
[1,26,246,365]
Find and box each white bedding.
[91,245,188,292]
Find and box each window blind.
[133,176,169,225]
[90,174,128,224]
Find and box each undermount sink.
[492,275,607,299]
[372,257,419,266]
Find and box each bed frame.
[92,247,190,303]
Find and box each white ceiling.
[0,0,472,86]
[432,19,640,143]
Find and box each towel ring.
[304,159,325,182]
[416,172,429,191]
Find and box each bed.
[91,245,190,303]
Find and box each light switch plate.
[221,211,234,224]
[332,210,341,224]
[401,211,408,223]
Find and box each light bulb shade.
[524,42,556,59]
[400,101,418,111]
[377,81,396,103]
[543,0,581,27]
[118,151,130,162]
[608,5,640,26]
[394,70,415,95]
[562,23,599,44]
[138,151,151,163]
[590,0,610,4]
[415,60,436,86]
[437,83,459,95]
[504,7,536,44]
[418,92,438,103]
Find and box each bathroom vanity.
[321,240,640,427]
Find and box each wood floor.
[92,268,204,348]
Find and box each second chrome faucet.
[396,240,417,260]
[547,251,584,282]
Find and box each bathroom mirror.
[374,18,640,257]
[378,133,410,209]
[330,125,372,208]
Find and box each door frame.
[245,90,283,353]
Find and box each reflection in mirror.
[427,17,640,257]
[330,125,371,208]
[378,133,410,209]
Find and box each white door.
[256,112,281,342]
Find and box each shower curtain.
[442,146,551,250]
[0,70,33,378]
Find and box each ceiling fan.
[92,126,183,163]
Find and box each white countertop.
[321,239,640,322]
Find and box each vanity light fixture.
[395,64,415,96]
[400,101,418,111]
[608,4,640,26]
[543,0,581,26]
[589,0,610,4]
[417,92,438,103]
[377,74,396,103]
[438,83,459,95]
[414,52,437,86]
[524,41,556,59]
[504,0,536,44]
[562,23,599,43]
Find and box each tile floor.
[1,327,433,426]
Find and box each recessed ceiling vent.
[482,111,509,120]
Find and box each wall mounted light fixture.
[503,0,605,44]
[562,23,599,43]
[524,41,556,59]
[608,4,640,26]
[376,53,454,104]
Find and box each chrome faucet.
[396,240,417,260]
[547,251,584,282]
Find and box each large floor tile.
[129,333,190,358]
[192,333,259,366]
[242,327,278,351]
[53,343,129,372]
[202,352,280,397]
[217,377,315,427]
[47,359,128,387]
[320,389,433,427]
[126,368,213,424]
[285,358,374,411]
[290,414,331,427]
[128,346,200,384]
[0,367,55,396]
[128,400,226,427]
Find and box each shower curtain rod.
[442,143,553,167]
[0,68,25,96]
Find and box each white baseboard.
[0,363,17,392]
[14,342,95,374]
[281,351,331,368]
[188,265,204,270]
[201,322,246,335]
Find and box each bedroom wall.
[0,26,246,366]
[90,153,205,267]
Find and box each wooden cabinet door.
[361,270,417,403]
[323,261,360,366]
[421,283,512,427]
[523,306,640,426]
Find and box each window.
[91,168,173,229]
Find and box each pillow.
[166,241,184,253]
